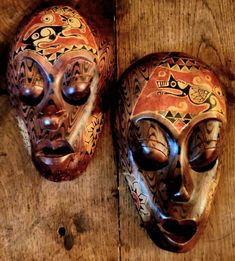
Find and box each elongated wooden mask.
[114,53,227,252]
[7,6,114,181]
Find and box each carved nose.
[167,160,191,202]
[40,116,59,130]
[39,99,61,130]
[41,99,59,115]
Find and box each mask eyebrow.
[15,51,53,75]
[18,58,44,81]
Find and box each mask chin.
[32,152,73,181]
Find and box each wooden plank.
[1,0,235,259]
[116,0,235,260]
[0,0,118,260]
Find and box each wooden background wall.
[0,0,235,260]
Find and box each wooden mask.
[7,6,114,181]
[114,53,227,252]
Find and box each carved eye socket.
[18,59,45,106]
[62,82,91,106]
[129,120,172,171]
[62,59,95,106]
[188,120,222,172]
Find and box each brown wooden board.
[0,0,118,260]
[116,0,235,260]
[0,0,235,260]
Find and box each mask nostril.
[47,99,56,106]
[167,174,182,197]
[41,99,60,115]
[172,186,190,202]
[167,168,191,202]
[176,160,181,168]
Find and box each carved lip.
[34,140,74,159]
[161,219,197,244]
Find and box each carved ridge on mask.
[114,52,227,252]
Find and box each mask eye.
[18,59,45,106]
[188,120,222,172]
[62,59,96,106]
[129,120,171,171]
[68,17,81,28]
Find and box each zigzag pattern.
[159,110,194,125]
[159,55,208,72]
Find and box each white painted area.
[16,116,31,155]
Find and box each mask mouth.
[161,219,197,244]
[35,140,74,158]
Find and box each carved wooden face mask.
[114,53,227,252]
[7,6,113,181]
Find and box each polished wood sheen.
[116,0,235,259]
[0,1,118,260]
[114,52,227,252]
[7,4,114,181]
[0,0,235,260]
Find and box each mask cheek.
[67,112,104,166]
[16,115,32,155]
[82,112,104,154]
[189,160,220,221]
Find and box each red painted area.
[132,66,226,131]
[16,7,97,55]
[132,191,140,210]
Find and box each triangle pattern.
[183,119,190,124]
[172,57,179,63]
[166,111,174,118]
[184,113,192,119]
[177,58,185,66]
[182,66,191,72]
[190,66,199,72]
[168,117,176,123]
[181,58,190,64]
[174,112,182,119]
[171,64,181,71]
[48,53,57,61]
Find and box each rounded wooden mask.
[7,6,114,181]
[114,53,227,252]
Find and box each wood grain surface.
[0,0,235,260]
[116,0,235,260]
[0,1,119,260]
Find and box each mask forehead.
[14,6,98,63]
[131,55,226,132]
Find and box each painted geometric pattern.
[159,110,195,128]
[159,55,208,72]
